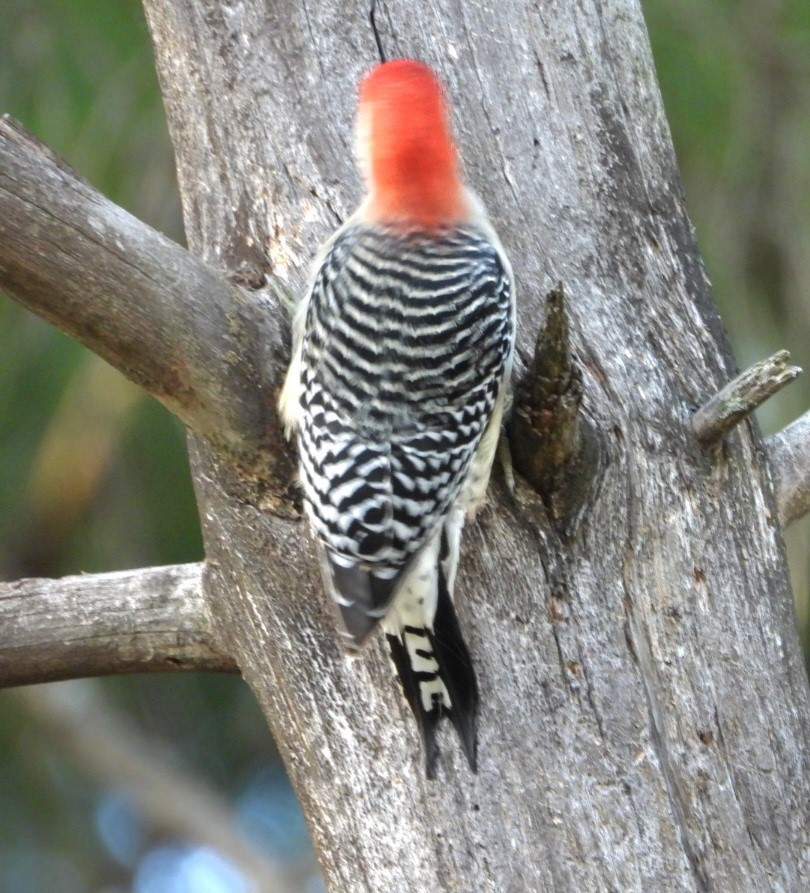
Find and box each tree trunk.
[8,0,808,890]
[142,0,809,890]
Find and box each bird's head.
[356,60,468,231]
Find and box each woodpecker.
[279,60,515,777]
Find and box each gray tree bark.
[0,563,234,686]
[1,0,808,891]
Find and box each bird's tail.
[385,565,478,779]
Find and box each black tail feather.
[386,633,441,778]
[431,568,479,772]
[386,568,478,778]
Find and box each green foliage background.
[1,0,808,889]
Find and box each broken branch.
[692,350,801,445]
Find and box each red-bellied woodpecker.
[280,60,515,777]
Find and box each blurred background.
[0,0,807,890]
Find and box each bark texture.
[0,564,235,686]
[137,1,810,891]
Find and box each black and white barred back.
[293,221,513,775]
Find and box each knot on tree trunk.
[510,283,601,530]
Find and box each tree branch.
[0,563,237,688]
[692,349,802,445]
[767,410,810,527]
[0,116,296,499]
